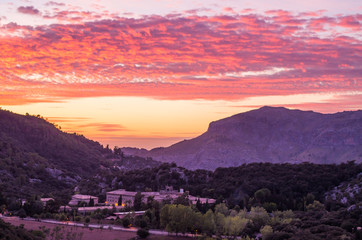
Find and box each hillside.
[0,109,159,200]
[0,109,111,177]
[82,161,362,211]
[123,106,362,170]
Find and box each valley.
[0,108,361,239]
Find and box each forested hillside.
[79,161,362,211]
[0,109,111,177]
[77,162,362,239]
[0,109,159,202]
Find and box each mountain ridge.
[122,106,362,170]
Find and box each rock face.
[128,107,362,170]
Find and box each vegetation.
[80,161,361,210]
[73,161,362,239]
[0,109,160,203]
[0,219,43,240]
[0,109,361,239]
[137,228,150,238]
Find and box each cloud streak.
[1,10,361,105]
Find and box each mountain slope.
[125,107,362,170]
[0,109,111,177]
[0,109,160,199]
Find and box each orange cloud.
[0,11,361,105]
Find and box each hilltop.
[123,106,362,170]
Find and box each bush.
[137,228,149,238]
[122,217,131,228]
[17,208,27,218]
[340,220,354,232]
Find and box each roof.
[107,189,139,196]
[114,211,145,216]
[72,194,98,200]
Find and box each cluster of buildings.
[66,186,215,210]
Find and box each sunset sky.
[1,0,361,149]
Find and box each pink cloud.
[0,11,361,106]
[17,6,41,15]
[236,94,362,113]
[45,1,66,7]
[336,15,361,29]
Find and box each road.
[0,215,196,237]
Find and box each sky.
[1,0,361,149]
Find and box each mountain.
[123,106,362,170]
[0,109,159,200]
[0,109,111,177]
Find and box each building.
[106,189,138,206]
[68,194,98,206]
[106,186,216,206]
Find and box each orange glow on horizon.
[3,93,361,149]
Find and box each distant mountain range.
[122,106,362,170]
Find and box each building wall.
[106,193,135,206]
[69,195,99,206]
[106,193,120,205]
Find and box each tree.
[161,204,200,235]
[306,200,325,211]
[134,192,144,211]
[24,200,43,216]
[137,228,149,238]
[118,195,123,206]
[17,208,27,218]
[8,200,22,211]
[174,193,190,206]
[248,207,270,231]
[160,204,170,229]
[44,200,60,213]
[254,188,271,203]
[202,209,216,236]
[215,203,229,216]
[122,215,131,228]
[196,199,202,212]
[305,193,315,205]
[215,212,225,236]
[223,215,249,238]
[260,225,273,240]
[0,190,6,206]
[89,198,94,207]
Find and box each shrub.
[137,228,150,238]
[122,217,131,228]
[17,208,27,218]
